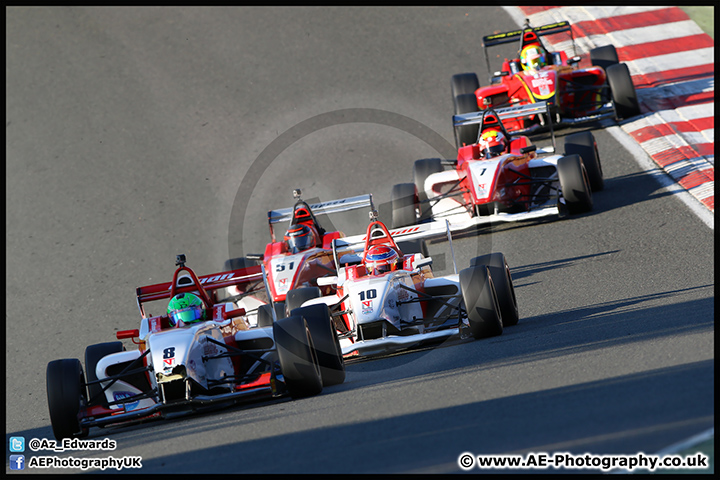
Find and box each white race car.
[391,101,602,231]
[45,254,343,440]
[282,211,519,359]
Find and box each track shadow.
[131,358,714,474]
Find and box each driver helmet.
[284,224,318,254]
[167,292,206,327]
[478,129,507,158]
[520,45,547,72]
[365,245,400,275]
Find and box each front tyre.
[291,304,345,387]
[557,154,593,214]
[459,265,503,339]
[470,253,519,326]
[564,131,603,192]
[607,63,640,120]
[451,72,480,102]
[274,316,323,398]
[47,358,89,440]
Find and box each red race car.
[451,19,640,149]
[45,254,344,440]
[391,101,602,231]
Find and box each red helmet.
[364,245,400,275]
[478,129,507,159]
[284,224,318,254]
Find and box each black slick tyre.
[606,63,640,120]
[290,304,345,387]
[459,265,503,339]
[273,316,323,398]
[47,358,88,440]
[470,253,519,326]
[564,131,604,192]
[557,154,593,214]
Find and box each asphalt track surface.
[6,7,713,474]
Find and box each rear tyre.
[274,316,323,398]
[564,131,603,192]
[557,154,593,214]
[413,158,444,222]
[453,93,480,150]
[451,72,480,102]
[607,63,640,120]
[590,44,619,71]
[257,302,285,327]
[47,358,89,440]
[470,253,519,326]
[85,342,124,407]
[391,183,418,228]
[459,265,503,339]
[290,304,345,387]
[285,287,322,316]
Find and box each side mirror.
[520,145,537,154]
[223,308,247,320]
[317,276,338,286]
[116,329,139,339]
[414,257,433,269]
[568,56,582,65]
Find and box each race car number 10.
[358,289,377,300]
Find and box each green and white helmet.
[167,292,206,327]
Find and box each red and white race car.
[223,190,428,320]
[283,211,519,359]
[45,254,343,440]
[451,19,640,148]
[276,211,519,358]
[391,101,603,231]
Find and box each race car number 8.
[163,347,175,359]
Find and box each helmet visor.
[369,263,390,275]
[169,305,205,326]
[288,233,314,253]
[529,54,544,70]
[485,143,506,158]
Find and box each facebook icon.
[9,455,25,470]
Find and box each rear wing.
[453,101,556,152]
[331,218,455,266]
[266,192,374,243]
[482,21,572,48]
[136,265,263,318]
[267,194,373,225]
